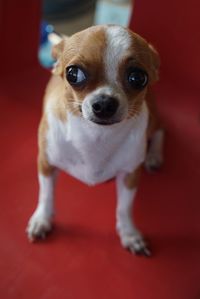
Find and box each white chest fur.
[46,102,148,185]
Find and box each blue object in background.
[38,21,55,69]
[94,0,132,26]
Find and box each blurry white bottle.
[94,0,133,27]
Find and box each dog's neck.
[67,113,132,141]
[46,100,148,184]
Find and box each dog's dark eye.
[127,67,148,90]
[66,65,87,86]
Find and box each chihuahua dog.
[27,25,164,256]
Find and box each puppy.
[27,25,164,256]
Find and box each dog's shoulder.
[43,75,68,123]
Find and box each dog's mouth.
[89,117,121,126]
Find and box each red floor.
[1,0,200,296]
[0,59,200,299]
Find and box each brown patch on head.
[118,54,147,120]
[54,26,106,87]
[117,30,160,120]
[52,26,108,115]
[127,30,160,83]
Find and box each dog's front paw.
[120,231,151,257]
[26,211,52,242]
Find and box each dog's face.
[52,25,160,125]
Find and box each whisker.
[127,105,141,119]
[66,103,82,115]
[67,99,82,105]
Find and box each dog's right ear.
[148,44,160,82]
[49,33,67,75]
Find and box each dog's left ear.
[49,33,68,75]
[51,41,64,75]
[148,44,160,82]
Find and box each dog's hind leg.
[145,128,164,172]
[145,88,164,172]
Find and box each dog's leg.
[116,167,151,256]
[145,129,164,172]
[27,165,57,241]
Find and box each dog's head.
[52,25,160,125]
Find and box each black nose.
[92,95,119,119]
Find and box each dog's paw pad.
[26,212,52,242]
[121,233,151,257]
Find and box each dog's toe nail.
[142,247,151,257]
[135,247,151,257]
[28,234,35,243]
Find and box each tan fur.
[43,75,69,122]
[52,27,107,114]
[38,76,71,176]
[38,115,54,176]
[115,29,161,138]
[53,27,106,80]
[127,30,160,83]
[124,165,142,189]
[146,88,162,139]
